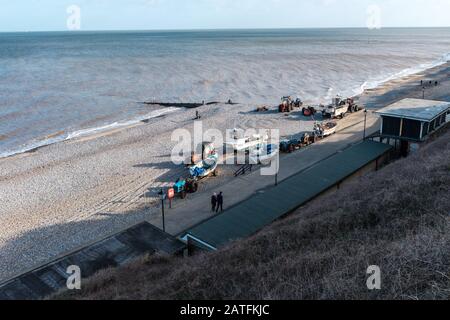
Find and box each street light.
[272,155,280,187]
[363,109,368,140]
[158,188,166,232]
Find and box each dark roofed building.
[376,98,449,142]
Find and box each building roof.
[183,140,393,250]
[0,222,186,300]
[376,98,450,122]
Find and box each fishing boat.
[189,142,219,178]
[314,121,337,138]
[225,129,268,153]
[249,143,279,165]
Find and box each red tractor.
[279,96,294,113]
[302,106,318,117]
[278,96,303,113]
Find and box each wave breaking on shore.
[0,107,179,159]
[1,53,450,160]
[349,52,450,98]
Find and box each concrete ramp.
[0,222,186,300]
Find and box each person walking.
[211,193,217,212]
[216,192,224,213]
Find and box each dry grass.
[56,130,450,300]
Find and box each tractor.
[302,106,318,117]
[279,96,303,113]
[301,132,317,146]
[173,177,199,199]
[322,96,360,119]
[279,96,294,113]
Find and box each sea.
[1,28,450,158]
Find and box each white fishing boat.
[314,121,337,137]
[189,142,219,178]
[249,143,279,165]
[225,129,269,153]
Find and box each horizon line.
[1,25,450,34]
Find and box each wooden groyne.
[142,101,238,108]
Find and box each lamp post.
[363,109,368,140]
[273,155,280,187]
[158,189,166,232]
[422,87,425,99]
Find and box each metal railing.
[234,164,253,177]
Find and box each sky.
[1,0,450,32]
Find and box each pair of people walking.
[211,192,224,213]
